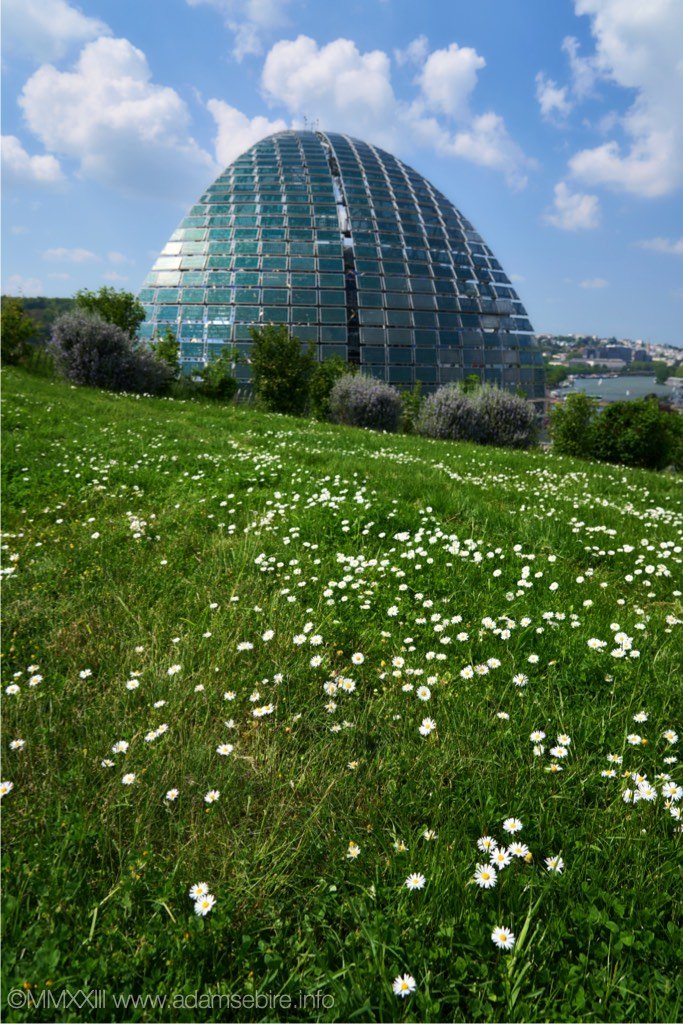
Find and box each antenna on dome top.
[302,115,320,132]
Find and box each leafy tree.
[249,325,315,416]
[653,361,670,385]
[545,364,569,388]
[591,398,678,470]
[309,355,352,420]
[549,392,598,459]
[151,328,181,379]
[1,296,74,345]
[551,393,680,469]
[1,297,36,364]
[74,287,145,339]
[193,346,239,400]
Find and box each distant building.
[585,345,632,363]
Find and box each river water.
[563,374,675,402]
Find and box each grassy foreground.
[1,367,682,1023]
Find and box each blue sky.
[2,0,682,345]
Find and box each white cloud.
[107,251,134,265]
[394,36,429,67]
[19,37,217,199]
[3,274,44,295]
[1,135,63,185]
[637,236,683,255]
[43,247,98,262]
[561,36,598,99]
[535,72,572,121]
[208,100,288,167]
[262,36,396,140]
[437,113,535,190]
[416,43,485,119]
[567,0,683,197]
[102,271,129,283]
[545,181,601,230]
[2,0,110,63]
[260,35,533,188]
[47,272,71,280]
[186,0,291,61]
[579,277,608,288]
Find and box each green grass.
[2,366,682,1023]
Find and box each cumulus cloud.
[19,37,217,200]
[208,100,288,167]
[545,181,601,230]
[579,277,608,288]
[2,0,110,63]
[262,36,396,141]
[416,43,485,119]
[637,236,683,255]
[258,35,533,188]
[436,113,535,190]
[186,0,291,61]
[43,247,99,262]
[561,35,598,99]
[567,0,683,197]
[2,135,63,185]
[535,72,572,121]
[394,35,429,67]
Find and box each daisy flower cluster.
[599,721,682,829]
[529,730,573,774]
[472,818,564,894]
[189,882,216,916]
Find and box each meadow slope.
[2,367,682,1023]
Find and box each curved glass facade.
[140,130,544,397]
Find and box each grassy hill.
[2,367,682,1023]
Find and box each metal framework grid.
[140,130,545,397]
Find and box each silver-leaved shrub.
[328,373,403,433]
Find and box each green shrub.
[151,328,181,379]
[551,393,681,470]
[591,398,679,470]
[249,325,315,415]
[400,382,424,434]
[193,347,239,401]
[549,392,598,459]
[309,355,352,420]
[1,297,35,365]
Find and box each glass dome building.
[139,130,544,398]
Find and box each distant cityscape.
[538,333,683,373]
[537,333,683,408]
